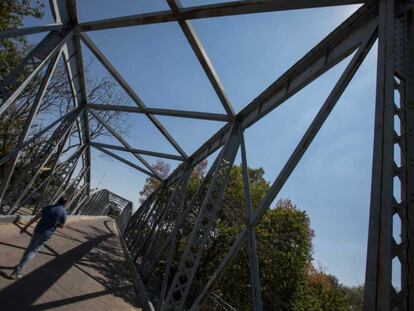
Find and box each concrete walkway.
[0,217,140,310]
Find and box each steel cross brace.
[32,123,77,214]
[0,50,63,205]
[138,161,193,272]
[50,145,87,204]
[7,108,81,214]
[161,122,241,310]
[88,109,162,180]
[189,22,377,309]
[0,27,73,115]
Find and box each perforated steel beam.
[364,1,414,310]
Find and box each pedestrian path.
[0,217,140,310]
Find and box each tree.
[138,159,208,204]
[0,1,131,210]
[139,160,171,203]
[138,160,363,310]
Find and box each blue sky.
[21,1,382,286]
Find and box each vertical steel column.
[161,123,240,311]
[0,51,62,205]
[240,131,263,311]
[402,8,414,308]
[364,0,397,309]
[378,5,414,310]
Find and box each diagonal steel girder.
[0,27,73,116]
[91,143,158,179]
[88,109,162,180]
[50,0,92,192]
[79,32,188,159]
[135,3,378,207]
[189,16,378,309]
[90,142,183,161]
[157,2,377,173]
[167,0,235,117]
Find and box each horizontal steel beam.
[88,109,162,179]
[80,32,188,159]
[86,103,231,122]
[0,24,64,40]
[78,0,365,32]
[90,142,183,161]
[91,144,159,178]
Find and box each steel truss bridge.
[0,0,413,310]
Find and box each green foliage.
[210,199,314,311]
[138,160,365,310]
[0,0,44,79]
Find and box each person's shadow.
[0,233,112,310]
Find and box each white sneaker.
[9,269,22,280]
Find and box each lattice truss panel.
[0,0,413,310]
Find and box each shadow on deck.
[0,217,140,310]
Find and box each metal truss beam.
[86,103,231,122]
[0,27,73,116]
[50,145,87,204]
[3,0,414,309]
[0,107,81,167]
[167,0,235,117]
[88,109,162,179]
[91,143,159,179]
[138,161,192,273]
[162,123,241,310]
[0,24,64,40]
[0,51,62,205]
[7,108,81,214]
[90,142,183,161]
[364,1,414,310]
[50,0,92,193]
[79,32,188,159]
[78,0,365,32]
[189,17,377,308]
[240,131,263,311]
[181,2,377,171]
[32,124,76,214]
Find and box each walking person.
[9,197,68,279]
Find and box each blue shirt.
[34,204,67,238]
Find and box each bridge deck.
[0,217,140,310]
